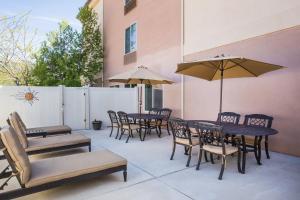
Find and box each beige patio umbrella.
[176,55,284,113]
[108,66,173,113]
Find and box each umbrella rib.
[230,60,258,77]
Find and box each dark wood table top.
[127,113,164,120]
[187,120,278,136]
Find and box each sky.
[0,0,86,48]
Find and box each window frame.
[124,22,137,55]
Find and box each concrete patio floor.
[1,128,299,200]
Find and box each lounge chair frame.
[7,118,71,138]
[0,139,127,200]
[0,140,91,160]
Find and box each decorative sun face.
[13,88,39,105]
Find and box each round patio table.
[127,113,164,141]
[187,120,278,173]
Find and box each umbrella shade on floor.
[176,55,284,113]
[108,66,173,113]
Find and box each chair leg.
[186,146,192,167]
[265,136,270,159]
[167,123,170,135]
[204,151,208,162]
[237,149,242,173]
[218,157,226,180]
[88,144,91,152]
[115,127,120,139]
[170,142,176,160]
[210,153,215,164]
[126,130,131,143]
[109,126,113,137]
[158,125,162,136]
[196,149,203,170]
[138,128,143,141]
[119,129,124,140]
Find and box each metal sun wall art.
[13,88,39,105]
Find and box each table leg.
[254,136,262,165]
[257,136,262,165]
[254,136,259,162]
[241,136,246,174]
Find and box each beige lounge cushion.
[203,144,238,155]
[10,112,28,148]
[27,125,71,134]
[0,127,31,184]
[175,137,199,146]
[14,112,27,130]
[123,124,140,130]
[26,134,91,152]
[26,150,127,188]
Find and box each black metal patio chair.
[194,122,242,180]
[159,108,172,135]
[217,112,241,144]
[244,114,274,159]
[169,118,199,167]
[107,110,121,139]
[117,111,141,143]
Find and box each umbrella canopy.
[176,55,284,113]
[108,66,173,113]
[108,65,173,85]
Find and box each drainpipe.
[180,0,185,119]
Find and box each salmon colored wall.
[102,0,182,116]
[184,0,300,55]
[183,26,300,156]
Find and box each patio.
[1,128,299,200]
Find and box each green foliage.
[77,5,103,85]
[31,6,104,87]
[31,22,83,86]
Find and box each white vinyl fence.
[0,86,138,130]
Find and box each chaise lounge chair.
[0,127,127,200]
[0,113,91,160]
[9,112,71,137]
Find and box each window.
[145,85,163,111]
[124,0,136,14]
[125,23,137,54]
[125,84,137,88]
[124,0,131,5]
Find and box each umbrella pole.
[219,61,224,114]
[139,80,143,114]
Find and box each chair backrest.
[14,112,27,130]
[9,113,29,148]
[117,111,130,126]
[0,127,31,186]
[244,114,273,128]
[160,108,172,120]
[107,110,119,125]
[169,118,191,142]
[148,108,160,115]
[217,112,240,125]
[196,122,226,154]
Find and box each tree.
[31,22,83,86]
[77,5,103,86]
[0,13,36,85]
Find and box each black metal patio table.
[187,120,278,173]
[127,113,164,141]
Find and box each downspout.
[180,0,185,119]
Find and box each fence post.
[58,85,64,125]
